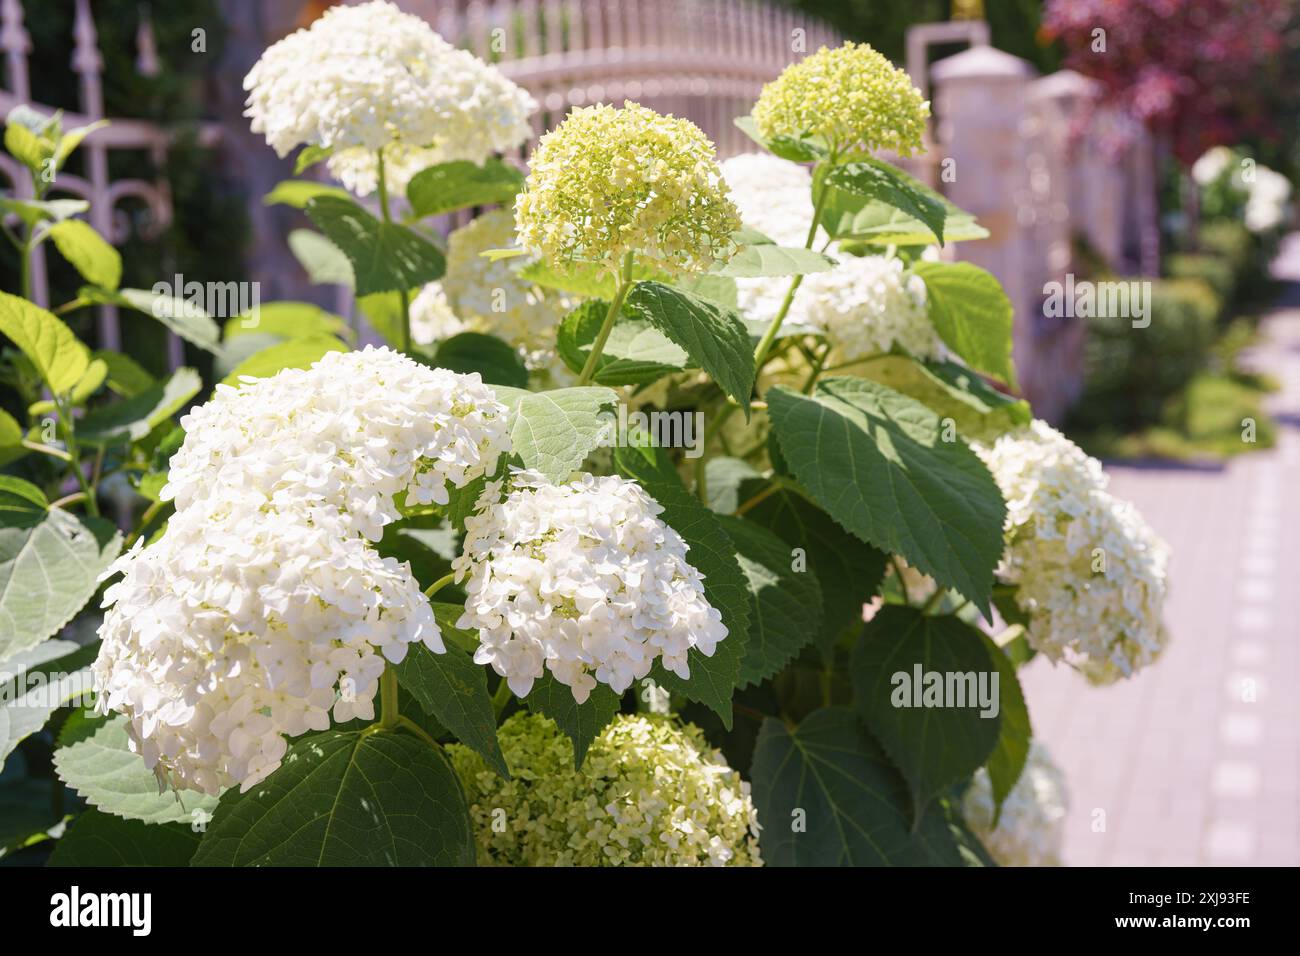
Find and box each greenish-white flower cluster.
[975,421,1170,684]
[450,712,762,866]
[752,43,930,157]
[514,101,741,276]
[963,742,1068,867]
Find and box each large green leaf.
[913,261,1017,387]
[523,673,621,770]
[220,334,347,387]
[0,197,88,229]
[263,179,352,209]
[819,164,987,246]
[77,367,200,445]
[0,290,90,395]
[433,331,528,388]
[733,114,827,163]
[860,353,1030,442]
[0,478,122,658]
[305,196,445,296]
[288,228,355,286]
[192,729,474,866]
[0,639,95,771]
[979,632,1031,826]
[406,159,524,218]
[624,281,755,415]
[615,441,749,725]
[717,514,821,689]
[48,810,201,866]
[53,716,220,824]
[555,299,688,386]
[395,603,509,779]
[823,160,947,248]
[223,301,350,342]
[850,607,1002,820]
[46,219,122,290]
[749,707,991,866]
[713,243,836,278]
[766,378,1005,615]
[496,385,619,483]
[744,486,887,656]
[80,286,221,354]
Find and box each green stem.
[125,499,166,549]
[54,396,98,518]
[890,556,910,604]
[375,149,412,354]
[576,253,635,385]
[920,586,948,615]
[491,679,512,718]
[801,341,831,394]
[751,181,832,370]
[423,571,456,598]
[379,667,400,730]
[21,439,72,462]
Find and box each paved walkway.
[1021,236,1300,866]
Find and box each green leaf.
[703,456,761,514]
[733,114,827,163]
[859,353,1030,442]
[0,197,88,229]
[850,607,1002,820]
[432,331,528,388]
[51,120,108,172]
[766,378,1005,616]
[0,407,22,458]
[820,164,987,246]
[555,299,688,386]
[263,179,352,209]
[523,673,621,770]
[615,441,749,725]
[713,243,836,278]
[46,219,122,290]
[406,159,524,218]
[677,273,739,309]
[77,367,201,446]
[624,281,755,416]
[288,228,354,286]
[48,810,201,866]
[979,632,1031,826]
[0,639,95,771]
[749,707,991,865]
[220,334,347,387]
[79,286,221,354]
[305,195,445,296]
[356,290,406,347]
[716,515,821,689]
[0,483,121,659]
[744,485,887,656]
[499,385,618,483]
[0,290,90,395]
[293,144,331,175]
[223,301,350,342]
[3,118,50,171]
[913,261,1017,387]
[0,772,60,858]
[395,603,509,779]
[53,716,220,824]
[824,160,948,248]
[192,729,474,866]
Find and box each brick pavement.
[1019,237,1300,866]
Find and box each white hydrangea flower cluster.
[720,153,941,362]
[162,347,511,541]
[408,282,467,347]
[93,507,438,796]
[1244,167,1293,234]
[974,420,1170,684]
[453,469,728,703]
[94,347,511,794]
[242,0,535,196]
[450,712,762,866]
[963,742,1068,867]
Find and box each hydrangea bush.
[0,2,1170,868]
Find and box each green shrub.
[1071,277,1221,430]
[1164,253,1237,303]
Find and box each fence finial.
[136,3,161,77]
[1,0,32,102]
